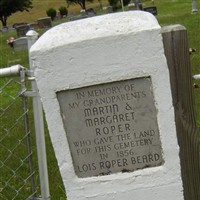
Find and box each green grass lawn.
[0,0,200,199]
[4,0,109,28]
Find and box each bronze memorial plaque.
[57,77,163,178]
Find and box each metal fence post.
[26,30,50,200]
[0,64,24,77]
[19,68,37,198]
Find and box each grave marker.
[13,37,28,51]
[144,6,158,16]
[128,3,136,10]
[16,24,29,37]
[30,11,184,200]
[37,17,52,29]
[28,22,39,30]
[57,77,163,177]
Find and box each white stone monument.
[30,11,184,200]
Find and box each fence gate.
[0,69,38,200]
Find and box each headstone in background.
[128,3,136,10]
[68,11,75,21]
[1,27,8,33]
[37,17,52,29]
[31,11,184,200]
[137,3,143,10]
[134,0,143,10]
[13,37,28,51]
[28,22,39,30]
[80,9,87,17]
[16,24,30,37]
[86,8,96,17]
[57,11,62,19]
[144,6,158,16]
[106,6,114,13]
[13,22,27,29]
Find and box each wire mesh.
[0,74,38,200]
[190,46,200,128]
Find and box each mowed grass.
[8,0,76,26]
[6,0,109,27]
[0,0,200,199]
[156,0,200,126]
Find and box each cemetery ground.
[0,0,200,199]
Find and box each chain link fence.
[0,70,39,200]
[0,29,63,200]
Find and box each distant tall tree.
[66,0,93,11]
[0,0,32,27]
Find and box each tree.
[66,0,93,11]
[0,0,32,27]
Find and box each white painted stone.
[30,11,184,200]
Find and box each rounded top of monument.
[26,30,39,37]
[30,11,160,53]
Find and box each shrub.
[58,6,68,17]
[46,8,57,20]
